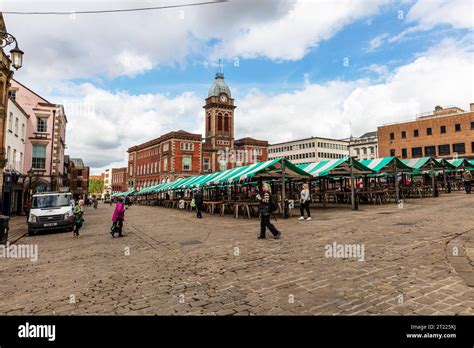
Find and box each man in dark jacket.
[194,189,204,218]
[256,183,281,240]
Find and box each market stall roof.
[214,158,310,185]
[361,157,412,173]
[442,158,474,169]
[401,157,444,171]
[298,158,373,178]
[181,171,223,189]
[158,178,186,192]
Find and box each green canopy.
[297,157,373,178]
[214,158,310,185]
[361,157,412,173]
[401,157,444,170]
[442,158,474,169]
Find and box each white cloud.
[406,0,474,30]
[366,32,390,51]
[2,0,389,88]
[109,51,153,77]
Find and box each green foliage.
[89,179,104,194]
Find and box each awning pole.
[394,164,399,202]
[350,157,356,210]
[281,159,286,217]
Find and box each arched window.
[217,112,223,133]
[224,113,229,133]
[207,113,211,132]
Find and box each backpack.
[269,194,278,213]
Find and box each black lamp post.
[1,31,24,70]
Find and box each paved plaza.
[1,193,473,315]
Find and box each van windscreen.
[32,195,72,209]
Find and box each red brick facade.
[127,74,268,190]
[111,167,127,193]
[378,104,474,159]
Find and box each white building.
[348,131,378,160]
[268,136,350,164]
[2,98,28,215]
[102,168,112,198]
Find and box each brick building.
[69,158,90,199]
[111,167,127,193]
[378,104,474,159]
[127,73,268,190]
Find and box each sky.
[1,0,473,174]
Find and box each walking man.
[298,183,312,221]
[194,189,204,218]
[463,169,472,194]
[256,183,281,240]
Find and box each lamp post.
[1,31,24,70]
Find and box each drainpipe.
[50,109,57,191]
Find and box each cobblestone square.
[1,193,473,315]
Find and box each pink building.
[10,79,67,195]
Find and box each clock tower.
[203,72,236,150]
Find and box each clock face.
[220,95,227,102]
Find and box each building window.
[401,148,407,159]
[424,146,436,156]
[8,112,13,131]
[163,143,169,152]
[32,144,47,169]
[440,125,446,134]
[426,127,432,136]
[163,156,168,171]
[390,149,395,157]
[183,156,191,171]
[452,143,465,154]
[455,123,461,132]
[6,146,11,164]
[21,124,25,140]
[13,149,16,169]
[471,121,474,130]
[37,117,48,132]
[413,129,419,137]
[401,131,406,139]
[14,117,19,135]
[217,113,223,133]
[207,113,211,132]
[389,133,394,140]
[411,147,422,158]
[472,142,474,153]
[438,144,450,155]
[203,158,210,171]
[224,114,229,133]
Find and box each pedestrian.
[256,183,281,240]
[194,189,204,218]
[298,183,312,221]
[463,169,472,194]
[73,199,85,237]
[111,197,126,237]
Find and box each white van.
[28,192,75,235]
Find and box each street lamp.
[1,31,24,70]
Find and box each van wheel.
[28,230,34,236]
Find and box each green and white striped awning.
[442,158,474,169]
[401,157,444,170]
[361,157,412,173]
[297,158,373,178]
[215,158,310,185]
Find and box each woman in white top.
[298,183,311,221]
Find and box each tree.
[89,179,104,196]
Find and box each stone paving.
[1,192,473,315]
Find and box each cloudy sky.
[2,0,473,173]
